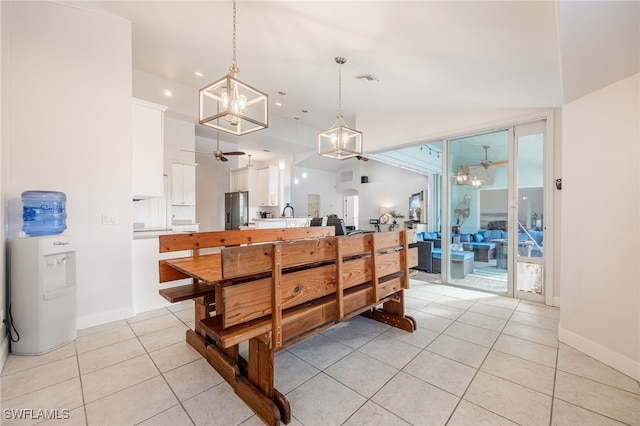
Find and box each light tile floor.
[2,280,639,426]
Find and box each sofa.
[413,234,474,278]
[416,229,543,263]
[474,229,544,258]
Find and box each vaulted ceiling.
[69,1,639,172]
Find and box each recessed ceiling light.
[164,90,172,97]
[302,109,308,113]
[194,71,203,77]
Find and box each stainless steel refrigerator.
[224,191,249,230]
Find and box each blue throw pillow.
[460,233,471,242]
[487,230,502,240]
[474,233,484,242]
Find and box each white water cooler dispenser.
[9,235,76,355]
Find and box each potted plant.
[388,210,404,225]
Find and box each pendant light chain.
[231,0,237,69]
[337,61,342,118]
[336,57,346,122]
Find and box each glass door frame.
[507,120,547,303]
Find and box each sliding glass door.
[447,130,509,294]
[443,120,547,302]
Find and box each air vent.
[355,74,379,82]
[340,171,353,183]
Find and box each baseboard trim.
[77,306,134,330]
[558,325,639,381]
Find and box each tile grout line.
[144,308,199,426]
[443,297,521,425]
[548,343,560,426]
[73,340,90,426]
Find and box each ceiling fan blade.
[220,155,229,162]
[356,155,369,161]
[490,160,508,167]
[222,151,246,156]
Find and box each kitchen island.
[252,217,311,229]
[132,226,198,314]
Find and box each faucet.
[282,203,294,218]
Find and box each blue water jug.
[21,190,67,236]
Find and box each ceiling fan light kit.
[455,145,505,186]
[199,0,268,136]
[479,145,507,169]
[318,57,363,160]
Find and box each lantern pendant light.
[199,0,268,136]
[318,57,363,160]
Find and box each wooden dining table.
[158,227,418,425]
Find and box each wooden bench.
[158,227,335,336]
[159,228,417,425]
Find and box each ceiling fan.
[356,155,369,162]
[182,130,245,162]
[477,145,507,169]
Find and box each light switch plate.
[102,213,118,225]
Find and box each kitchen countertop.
[253,217,310,221]
[133,229,177,239]
[251,217,311,229]
[133,222,200,239]
[133,228,200,239]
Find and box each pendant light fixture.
[199,0,268,136]
[318,57,363,160]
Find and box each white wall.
[331,160,429,231]
[2,2,134,329]
[559,73,639,380]
[195,136,237,231]
[290,167,343,218]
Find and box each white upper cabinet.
[258,166,279,206]
[171,163,196,205]
[230,167,257,194]
[132,98,167,199]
